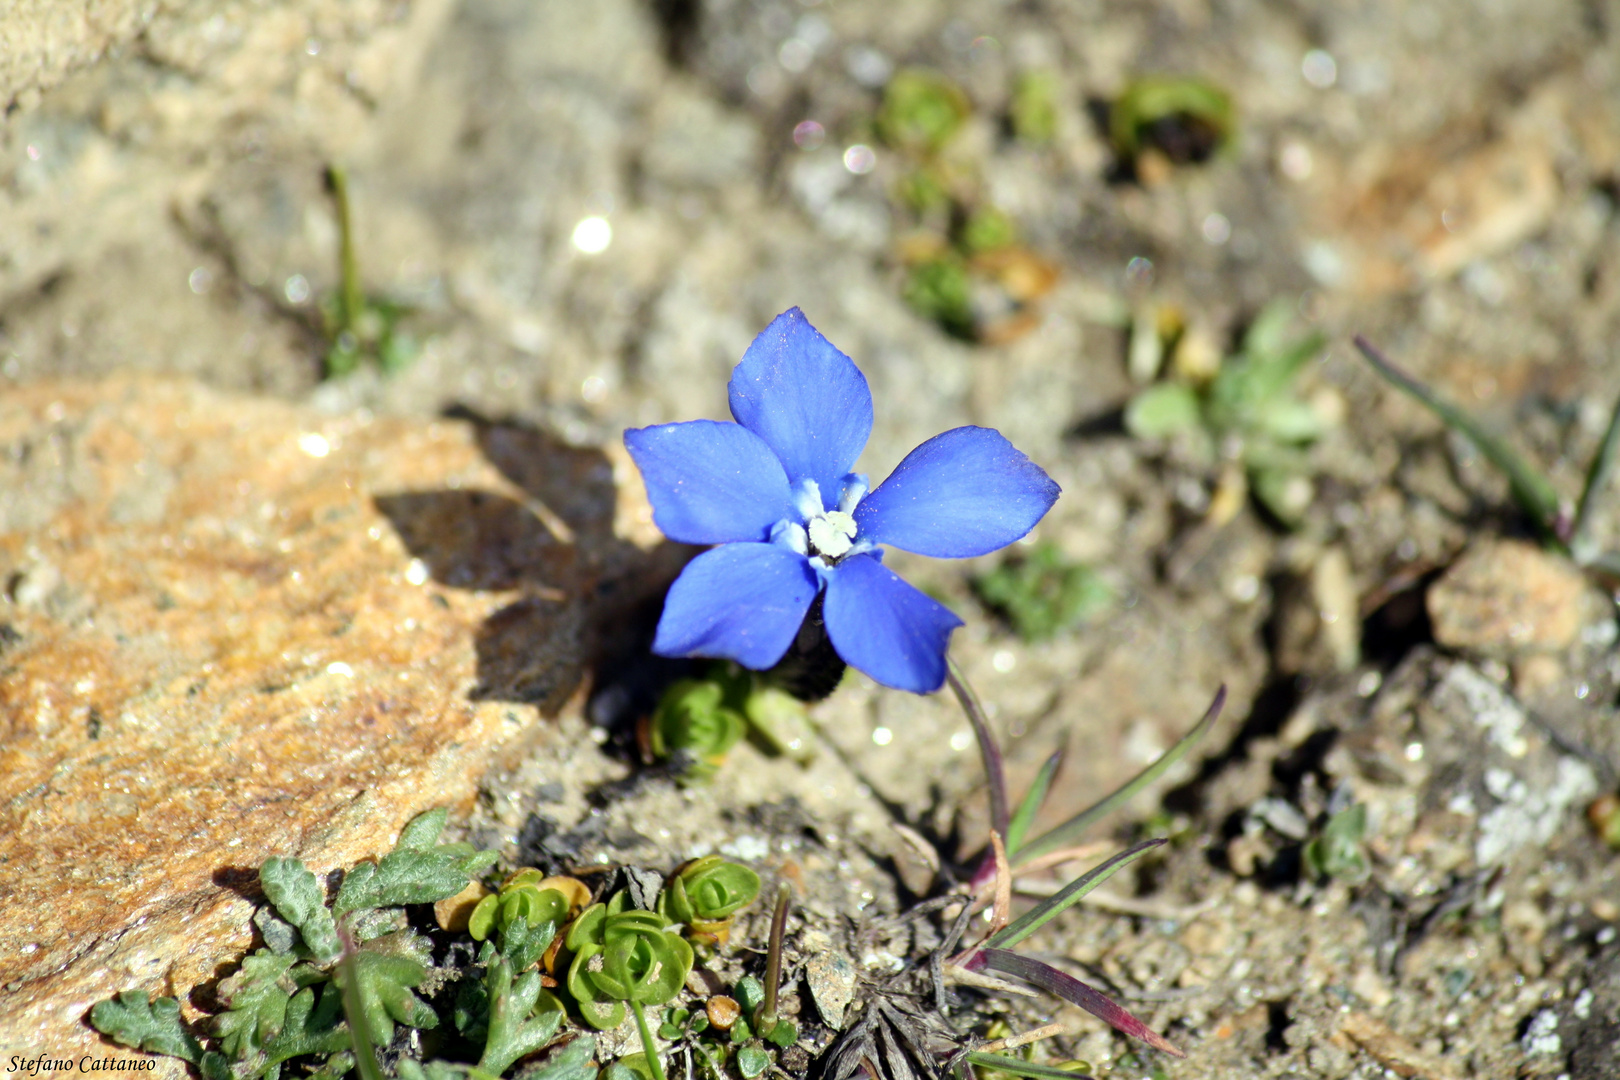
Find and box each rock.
[0,376,673,1063]
[1426,539,1588,655]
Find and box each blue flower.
[624,308,1060,694]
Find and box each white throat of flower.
[773,474,871,567]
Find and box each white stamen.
[808,511,857,558]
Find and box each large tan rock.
[0,376,672,1060]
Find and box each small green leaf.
[729,1018,753,1044]
[236,984,351,1080]
[733,976,765,1014]
[736,1046,771,1079]
[333,840,496,915]
[765,1020,797,1048]
[337,943,438,1045]
[966,1054,1098,1080]
[468,893,500,942]
[260,858,341,965]
[1303,803,1370,883]
[1354,336,1563,542]
[214,950,299,1060]
[521,1037,597,1080]
[657,856,760,925]
[903,258,974,341]
[478,956,564,1075]
[396,807,450,850]
[89,991,203,1064]
[1010,71,1059,145]
[1125,382,1202,440]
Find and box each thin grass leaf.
[980,839,1163,952]
[1571,389,1620,564]
[1015,687,1224,866]
[1353,336,1563,542]
[1006,751,1061,856]
[972,950,1183,1057]
[964,1053,1098,1080]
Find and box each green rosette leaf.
[656,856,761,925]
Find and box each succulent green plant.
[972,542,1113,642]
[657,856,761,928]
[877,68,972,154]
[1126,300,1330,527]
[565,900,695,1032]
[647,678,747,783]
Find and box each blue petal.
[728,308,874,509]
[625,421,795,545]
[823,554,963,693]
[653,543,820,669]
[854,426,1060,558]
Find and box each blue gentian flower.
[625,308,1060,694]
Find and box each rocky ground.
[3,0,1620,1077]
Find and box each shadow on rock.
[376,407,690,720]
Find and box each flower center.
[772,474,872,568]
[807,511,857,559]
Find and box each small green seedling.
[972,542,1113,642]
[1302,802,1371,884]
[1354,336,1620,577]
[319,165,415,379]
[658,855,762,946]
[877,68,972,154]
[1109,76,1234,174]
[645,665,812,783]
[1127,300,1331,527]
[1010,71,1060,146]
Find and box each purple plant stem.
[947,660,1009,848]
[966,947,1183,1057]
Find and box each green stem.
[629,1001,668,1080]
[335,926,383,1080]
[328,164,362,332]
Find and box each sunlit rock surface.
[0,376,670,1059]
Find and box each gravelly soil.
[5,0,1620,1076]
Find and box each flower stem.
[629,1001,668,1080]
[947,657,1010,846]
[759,882,792,1028]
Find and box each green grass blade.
[1006,751,1062,856]
[985,839,1164,951]
[965,1054,1093,1080]
[1014,687,1224,866]
[1353,336,1563,542]
[1572,389,1620,565]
